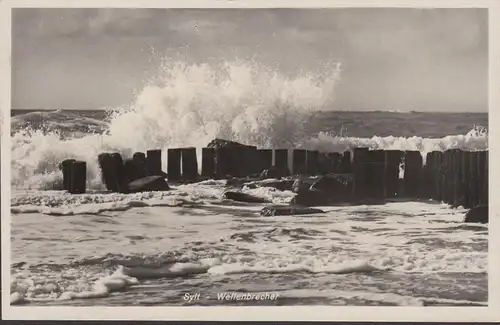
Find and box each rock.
[244,179,295,191]
[127,176,170,193]
[290,189,332,206]
[292,178,311,193]
[222,191,270,203]
[309,174,353,202]
[207,138,250,149]
[463,205,488,224]
[260,166,289,179]
[260,205,325,216]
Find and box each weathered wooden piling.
[133,152,147,179]
[292,149,307,174]
[461,151,471,208]
[181,147,198,182]
[306,150,319,175]
[469,151,479,208]
[451,149,462,206]
[340,151,352,173]
[69,161,86,194]
[215,147,231,177]
[274,149,289,174]
[403,151,422,198]
[201,147,215,178]
[371,150,387,199]
[167,148,182,181]
[258,149,273,173]
[483,150,488,206]
[242,146,258,176]
[318,153,331,175]
[146,149,162,176]
[327,152,342,174]
[442,150,453,205]
[433,151,443,202]
[353,148,369,200]
[123,159,140,184]
[60,159,75,191]
[386,150,403,198]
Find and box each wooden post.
[476,150,487,206]
[451,149,463,206]
[181,147,198,182]
[306,150,319,175]
[69,161,86,194]
[421,152,432,200]
[462,151,471,208]
[258,149,273,172]
[123,159,140,184]
[403,151,423,198]
[483,150,488,206]
[366,150,386,199]
[433,151,443,202]
[292,149,307,175]
[340,151,352,173]
[469,151,479,208]
[274,149,289,174]
[353,148,369,200]
[442,150,453,204]
[110,153,125,193]
[146,149,162,176]
[201,147,215,178]
[132,152,147,179]
[318,153,331,175]
[215,147,231,177]
[328,152,342,173]
[60,159,75,191]
[167,148,182,182]
[385,150,403,198]
[243,146,258,176]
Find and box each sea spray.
[11,60,341,190]
[10,60,488,190]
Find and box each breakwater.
[59,140,488,211]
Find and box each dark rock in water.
[309,174,353,202]
[260,166,289,179]
[260,205,325,216]
[463,205,488,224]
[127,176,170,193]
[244,179,295,191]
[290,189,331,206]
[207,138,250,149]
[222,191,270,203]
[292,178,311,193]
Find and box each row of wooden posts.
[61,147,488,209]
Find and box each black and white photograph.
[2,0,498,321]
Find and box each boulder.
[207,138,250,149]
[463,205,488,224]
[290,189,332,206]
[244,179,296,191]
[222,191,270,203]
[309,174,353,202]
[127,176,170,193]
[260,205,325,217]
[292,178,311,193]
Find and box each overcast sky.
[12,8,487,112]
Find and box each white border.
[2,0,499,321]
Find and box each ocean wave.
[10,60,488,191]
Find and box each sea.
[8,62,489,306]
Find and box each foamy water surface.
[10,180,488,306]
